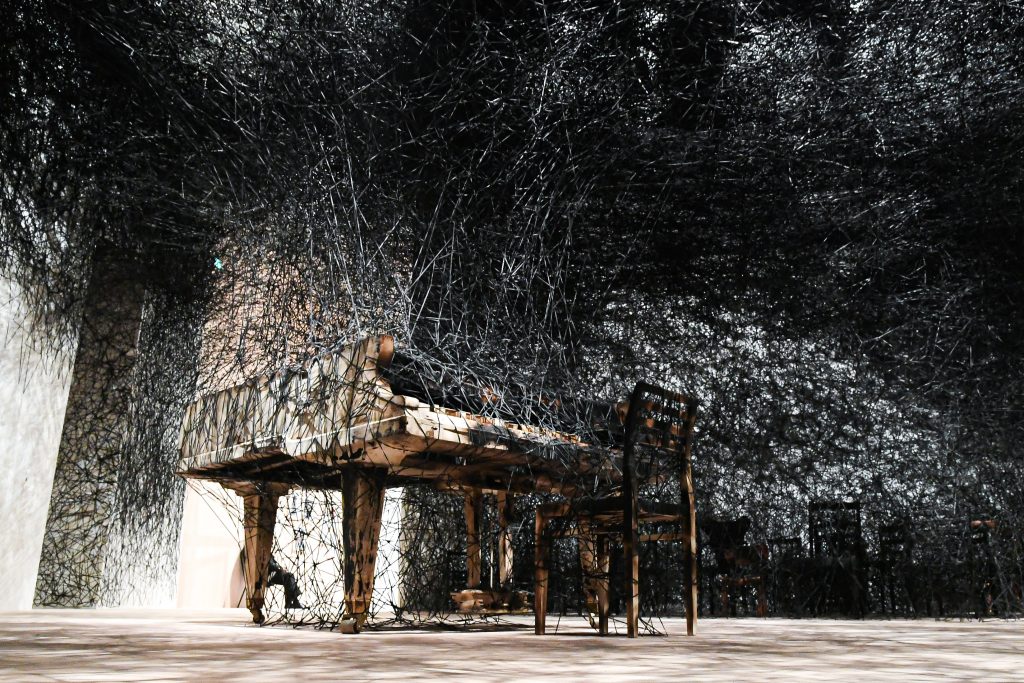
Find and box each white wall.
[175,480,245,608]
[0,278,74,610]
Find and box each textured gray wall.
[98,293,200,607]
[0,278,74,610]
[33,261,145,607]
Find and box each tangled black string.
[2,0,1021,624]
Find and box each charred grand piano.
[177,335,622,629]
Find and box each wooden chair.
[702,516,768,617]
[807,500,869,616]
[534,382,699,637]
[768,536,804,615]
[876,521,915,615]
[969,516,1000,617]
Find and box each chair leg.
[625,523,640,638]
[624,474,640,638]
[757,576,768,618]
[684,458,698,636]
[534,510,549,635]
[597,534,610,636]
[578,524,600,629]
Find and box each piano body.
[177,335,611,629]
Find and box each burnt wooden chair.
[977,516,1024,616]
[918,517,971,617]
[534,382,699,637]
[876,521,915,615]
[925,514,1002,618]
[808,500,869,616]
[768,536,804,615]
[702,516,768,617]
[968,516,1002,617]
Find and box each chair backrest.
[702,516,752,551]
[770,536,803,560]
[621,381,699,503]
[808,500,863,558]
[702,516,754,571]
[970,517,997,544]
[878,521,913,562]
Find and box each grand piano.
[177,335,697,634]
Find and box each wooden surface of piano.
[177,335,614,630]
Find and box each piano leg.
[596,534,611,636]
[464,488,484,589]
[684,457,698,637]
[534,510,550,635]
[624,485,641,638]
[497,492,514,589]
[238,484,289,625]
[578,524,601,629]
[340,468,387,633]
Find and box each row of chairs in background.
[700,501,1024,619]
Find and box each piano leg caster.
[250,609,265,625]
[338,614,365,634]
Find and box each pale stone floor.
[1,609,1022,682]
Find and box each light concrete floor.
[1,609,1022,681]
